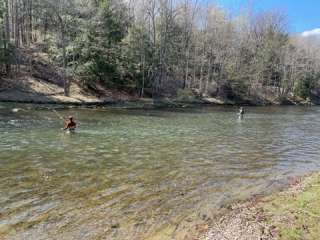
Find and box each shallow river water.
[1,104,320,240]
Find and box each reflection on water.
[1,104,320,239]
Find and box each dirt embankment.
[199,173,320,240]
[0,75,134,104]
[0,47,135,104]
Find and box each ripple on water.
[1,106,320,239]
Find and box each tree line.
[0,0,319,101]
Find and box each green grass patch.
[263,174,320,240]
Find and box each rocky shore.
[199,173,320,240]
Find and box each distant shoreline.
[1,74,316,108]
[0,96,316,108]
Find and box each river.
[1,104,320,240]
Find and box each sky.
[212,0,320,35]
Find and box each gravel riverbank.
[199,173,320,240]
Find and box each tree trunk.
[28,0,33,44]
[4,0,11,74]
[58,14,69,96]
[14,0,19,47]
[62,30,69,96]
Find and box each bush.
[176,88,197,102]
[294,75,316,99]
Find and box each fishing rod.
[52,109,78,133]
[52,109,65,121]
[52,109,69,131]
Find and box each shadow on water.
[1,104,320,239]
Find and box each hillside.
[0,47,135,104]
[1,1,320,107]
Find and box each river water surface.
[1,104,320,240]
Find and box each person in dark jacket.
[64,116,77,131]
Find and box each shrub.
[176,88,197,102]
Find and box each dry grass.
[199,200,275,240]
[200,173,320,240]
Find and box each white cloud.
[301,28,320,37]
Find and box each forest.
[0,0,320,103]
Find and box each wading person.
[239,107,245,119]
[63,116,77,132]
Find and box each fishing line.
[52,109,64,121]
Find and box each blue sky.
[212,0,319,34]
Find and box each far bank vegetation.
[0,0,319,103]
